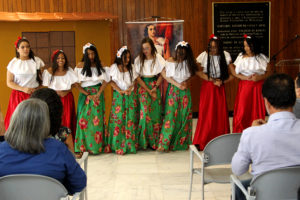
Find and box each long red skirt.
[5,90,30,130]
[193,80,230,150]
[232,80,266,133]
[60,92,77,141]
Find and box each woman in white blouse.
[42,50,79,141]
[230,35,269,133]
[134,37,166,150]
[74,43,110,155]
[193,35,233,150]
[5,37,44,130]
[157,41,198,152]
[107,46,139,155]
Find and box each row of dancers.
[4,34,269,154]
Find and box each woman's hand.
[22,87,35,94]
[150,90,157,101]
[213,79,222,87]
[56,90,69,97]
[178,82,187,90]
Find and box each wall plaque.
[213,2,270,61]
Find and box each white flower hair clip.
[175,41,188,50]
[83,43,94,54]
[117,46,127,58]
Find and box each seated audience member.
[0,98,86,194]
[231,73,300,200]
[31,88,74,153]
[293,73,300,118]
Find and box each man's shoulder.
[242,124,266,135]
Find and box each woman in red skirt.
[5,37,44,130]
[193,34,233,150]
[230,35,269,133]
[43,50,84,141]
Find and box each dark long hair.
[81,45,104,77]
[31,88,63,137]
[139,37,157,73]
[50,51,69,83]
[114,49,133,82]
[242,35,261,56]
[174,44,198,76]
[15,38,42,84]
[206,38,229,81]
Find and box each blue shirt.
[0,138,86,194]
[231,111,300,177]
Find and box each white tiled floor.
[85,119,232,200]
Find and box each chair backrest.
[0,174,68,200]
[250,166,300,200]
[203,133,241,167]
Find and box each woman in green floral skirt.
[107,46,139,155]
[157,41,198,152]
[74,43,110,155]
[134,38,166,150]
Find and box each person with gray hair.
[0,98,86,194]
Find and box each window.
[22,31,76,68]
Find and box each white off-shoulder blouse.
[42,67,78,90]
[109,63,138,91]
[196,51,231,78]
[234,53,269,76]
[165,61,191,83]
[134,53,166,76]
[7,57,45,88]
[75,66,110,87]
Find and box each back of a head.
[31,88,63,137]
[262,73,296,109]
[5,98,50,154]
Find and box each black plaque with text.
[213,2,270,61]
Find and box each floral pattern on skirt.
[158,84,192,151]
[137,77,162,150]
[107,89,139,155]
[75,84,107,154]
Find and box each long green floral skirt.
[74,84,107,154]
[137,77,162,149]
[158,84,192,151]
[107,89,139,155]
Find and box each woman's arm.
[136,76,152,94]
[160,69,185,90]
[74,83,89,96]
[251,64,270,82]
[7,71,35,94]
[95,81,108,97]
[110,81,125,95]
[125,80,136,95]
[229,64,251,80]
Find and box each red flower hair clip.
[14,36,22,48]
[243,34,251,39]
[51,49,63,62]
[209,34,218,40]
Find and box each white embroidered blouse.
[42,67,78,90]
[7,57,45,88]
